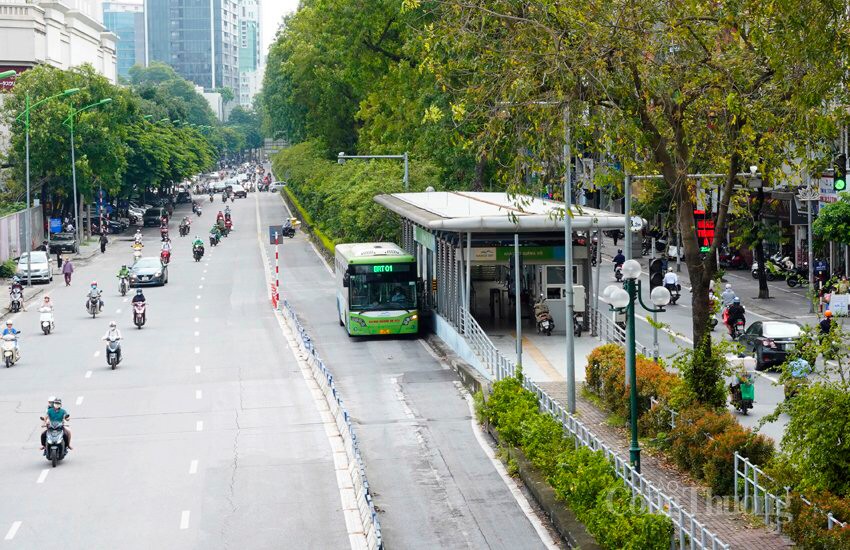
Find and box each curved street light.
[13,87,80,286]
[62,98,113,245]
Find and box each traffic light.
[835,154,847,192]
[649,258,664,290]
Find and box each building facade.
[0,0,117,84]
[144,0,239,92]
[237,0,260,107]
[102,1,145,79]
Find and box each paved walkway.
[537,380,793,549]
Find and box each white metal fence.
[458,307,729,549]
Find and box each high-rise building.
[144,0,239,92]
[237,0,260,108]
[102,2,146,79]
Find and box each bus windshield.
[349,272,417,311]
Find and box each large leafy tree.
[129,62,218,127]
[419,0,846,404]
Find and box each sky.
[261,0,300,60]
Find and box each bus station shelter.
[374,191,626,345]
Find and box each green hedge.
[479,375,674,550]
[282,186,336,254]
[271,140,441,245]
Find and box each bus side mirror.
[342,273,350,287]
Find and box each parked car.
[129,257,169,287]
[143,207,168,227]
[48,232,78,254]
[16,251,53,283]
[739,320,802,371]
[176,191,192,204]
[90,218,128,235]
[231,184,247,198]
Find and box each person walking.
[61,256,74,286]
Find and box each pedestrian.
[56,249,62,269]
[99,232,108,254]
[62,256,74,286]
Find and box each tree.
[420,0,847,401]
[814,193,850,245]
[129,62,217,127]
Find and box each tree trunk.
[472,156,486,191]
[754,187,770,299]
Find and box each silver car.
[16,251,53,283]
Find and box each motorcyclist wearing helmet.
[133,229,142,245]
[102,321,122,362]
[613,249,625,266]
[663,267,679,289]
[131,288,146,305]
[192,235,204,249]
[820,309,834,336]
[87,281,103,312]
[2,320,20,353]
[41,397,71,451]
[725,297,746,336]
[117,264,130,280]
[161,238,172,253]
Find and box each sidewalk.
[537,380,793,549]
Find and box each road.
[0,191,556,549]
[259,191,557,549]
[0,197,350,548]
[595,237,818,444]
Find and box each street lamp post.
[63,98,113,246]
[337,152,409,191]
[14,87,80,286]
[798,186,820,313]
[604,259,671,473]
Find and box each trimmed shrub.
[0,259,17,279]
[785,493,850,549]
[481,375,674,549]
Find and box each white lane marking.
[194,346,200,354]
[200,277,205,282]
[115,309,121,314]
[189,460,198,474]
[198,285,203,290]
[75,396,84,406]
[179,511,190,530]
[4,521,22,540]
[85,371,92,379]
[93,351,100,358]
[194,305,200,310]
[194,331,199,337]
[204,263,209,267]
[196,295,201,300]
[195,390,203,400]
[194,317,199,323]
[122,297,129,303]
[195,365,201,374]
[203,269,207,273]
[36,469,49,484]
[195,421,204,431]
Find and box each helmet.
[825,310,833,318]
[136,289,143,296]
[121,264,127,268]
[5,321,12,326]
[12,276,19,283]
[91,281,97,286]
[668,267,673,272]
[53,398,62,407]
[109,321,117,328]
[733,297,741,304]
[617,249,623,254]
[725,284,732,290]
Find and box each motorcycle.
[160,249,171,265]
[614,263,623,282]
[282,225,296,238]
[665,283,681,305]
[730,317,745,339]
[179,223,189,237]
[87,295,101,318]
[41,419,68,467]
[719,248,746,270]
[195,206,202,217]
[160,228,169,241]
[223,219,232,236]
[729,374,755,414]
[39,307,54,335]
[133,301,146,329]
[119,276,129,296]
[209,194,214,203]
[9,288,22,313]
[533,296,554,336]
[222,193,227,203]
[2,333,18,367]
[133,249,142,263]
[193,245,204,262]
[786,265,809,288]
[105,337,121,369]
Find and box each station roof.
[375,191,626,233]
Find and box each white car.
[231,184,247,198]
[16,251,53,283]
[269,182,286,192]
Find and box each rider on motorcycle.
[725,297,746,336]
[9,275,23,303]
[224,206,231,220]
[613,249,625,266]
[216,211,224,223]
[117,264,130,281]
[102,321,122,362]
[41,397,71,451]
[88,281,103,312]
[721,284,736,307]
[133,229,142,245]
[132,288,146,305]
[2,320,20,352]
[161,238,172,253]
[192,235,205,249]
[663,267,679,292]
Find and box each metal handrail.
[458,307,729,549]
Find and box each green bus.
[335,242,419,336]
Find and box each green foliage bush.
[271,140,441,246]
[0,259,17,279]
[480,375,673,549]
[585,345,774,495]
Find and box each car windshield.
[763,322,801,338]
[19,252,47,263]
[133,258,160,270]
[349,274,417,311]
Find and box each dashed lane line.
[4,521,21,541]
[36,469,49,484]
[189,460,198,475]
[179,511,190,530]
